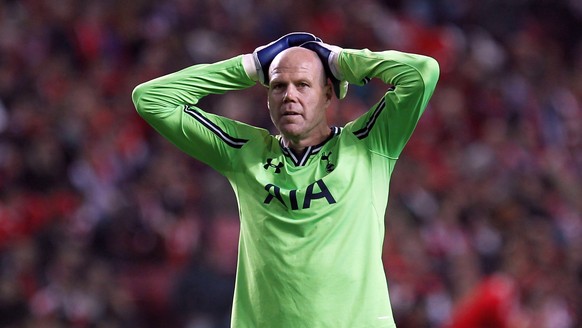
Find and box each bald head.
[266,46,333,150]
[269,47,327,86]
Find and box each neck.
[281,138,309,156]
[281,127,332,154]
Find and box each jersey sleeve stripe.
[353,98,386,140]
[184,105,248,148]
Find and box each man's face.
[267,47,332,144]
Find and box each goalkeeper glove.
[251,32,321,85]
[300,41,348,99]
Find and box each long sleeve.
[341,49,440,158]
[131,55,261,173]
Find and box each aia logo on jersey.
[263,158,283,173]
[264,179,336,210]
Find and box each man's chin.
[278,124,303,139]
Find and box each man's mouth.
[282,111,300,116]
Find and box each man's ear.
[325,79,333,103]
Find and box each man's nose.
[283,85,298,102]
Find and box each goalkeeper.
[132,32,439,327]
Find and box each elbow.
[424,55,440,72]
[132,83,146,114]
[421,56,440,87]
[132,82,157,118]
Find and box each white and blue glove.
[300,41,348,99]
[251,32,321,85]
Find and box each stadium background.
[0,0,581,327]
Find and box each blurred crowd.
[0,0,581,327]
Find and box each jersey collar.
[279,127,341,166]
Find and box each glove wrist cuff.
[242,54,259,82]
[328,51,343,81]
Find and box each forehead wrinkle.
[271,63,312,75]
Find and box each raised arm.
[131,33,321,173]
[341,49,439,158]
[131,55,256,172]
[300,42,439,158]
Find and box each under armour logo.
[321,152,335,173]
[263,158,283,173]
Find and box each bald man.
[133,34,439,328]
[267,47,333,152]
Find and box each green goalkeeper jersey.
[133,49,439,328]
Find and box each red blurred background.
[0,0,580,327]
